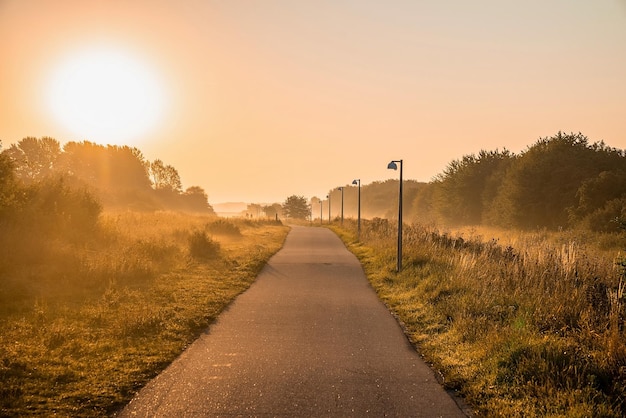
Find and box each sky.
[1,0,625,204]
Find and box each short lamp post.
[326,194,331,224]
[387,160,403,272]
[319,200,323,225]
[338,186,344,226]
[352,179,361,239]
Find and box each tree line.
[1,137,215,214]
[0,137,216,237]
[414,132,626,232]
[291,132,625,232]
[5,132,624,232]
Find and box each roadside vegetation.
[333,218,626,416]
[0,210,287,416]
[1,138,289,416]
[324,132,626,415]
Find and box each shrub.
[18,176,102,237]
[580,198,626,232]
[188,230,220,260]
[205,219,241,236]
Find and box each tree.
[0,141,19,218]
[432,149,513,225]
[410,182,437,224]
[330,179,423,220]
[573,170,626,217]
[4,136,61,183]
[282,195,310,219]
[245,203,263,218]
[491,132,626,229]
[309,197,322,220]
[263,203,282,219]
[569,170,626,231]
[107,145,152,191]
[57,141,151,191]
[181,186,216,214]
[150,159,182,192]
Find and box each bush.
[16,176,102,237]
[188,230,220,260]
[579,198,626,232]
[0,150,18,218]
[205,219,241,236]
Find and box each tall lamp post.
[338,187,344,226]
[352,179,361,239]
[387,160,403,272]
[326,194,331,224]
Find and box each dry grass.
[334,218,626,417]
[0,212,288,416]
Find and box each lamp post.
[326,194,331,224]
[387,160,403,272]
[319,200,323,225]
[338,187,344,226]
[352,179,361,239]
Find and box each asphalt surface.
[118,226,468,417]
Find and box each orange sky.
[1,0,625,203]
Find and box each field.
[0,212,288,416]
[333,219,626,417]
[3,208,625,416]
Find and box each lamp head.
[352,179,359,185]
[387,161,398,170]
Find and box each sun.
[46,46,166,145]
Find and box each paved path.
[118,226,467,417]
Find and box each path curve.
[118,226,467,417]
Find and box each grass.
[332,218,626,417]
[0,212,288,416]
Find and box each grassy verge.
[0,212,289,416]
[331,219,626,417]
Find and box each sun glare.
[46,47,166,145]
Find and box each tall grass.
[333,218,626,417]
[0,212,288,416]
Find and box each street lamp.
[387,160,403,272]
[352,179,361,239]
[338,187,344,226]
[319,199,323,225]
[326,194,331,224]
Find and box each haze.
[1,0,625,204]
